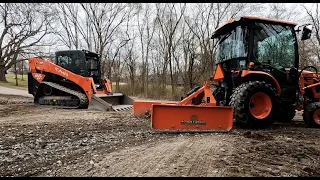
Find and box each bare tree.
[81,3,139,80]
[183,3,247,85]
[55,3,81,49]
[299,3,320,70]
[123,38,138,95]
[80,3,132,55]
[137,3,156,96]
[0,3,56,82]
[266,3,301,22]
[155,3,186,98]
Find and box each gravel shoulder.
[0,86,32,98]
[0,94,320,177]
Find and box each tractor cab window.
[252,23,296,70]
[216,26,249,63]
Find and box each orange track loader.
[28,50,133,111]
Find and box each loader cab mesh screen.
[85,55,101,84]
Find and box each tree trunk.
[116,80,120,92]
[145,63,148,97]
[14,63,18,86]
[0,67,7,82]
[21,61,24,81]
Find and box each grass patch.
[0,74,28,90]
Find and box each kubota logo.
[55,67,68,77]
[34,74,43,80]
[181,115,206,125]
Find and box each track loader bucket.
[88,93,133,112]
[133,81,234,132]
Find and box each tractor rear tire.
[229,81,280,129]
[277,105,296,122]
[303,102,320,128]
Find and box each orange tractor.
[28,50,133,111]
[134,16,320,131]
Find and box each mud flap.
[151,104,233,132]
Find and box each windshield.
[216,26,248,63]
[57,53,83,70]
[252,23,296,69]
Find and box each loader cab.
[212,16,311,104]
[55,50,102,84]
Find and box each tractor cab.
[211,16,312,105]
[212,16,299,72]
[55,50,102,85]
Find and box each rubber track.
[39,81,89,109]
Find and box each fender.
[241,70,281,95]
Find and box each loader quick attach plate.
[151,104,233,132]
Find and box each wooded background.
[0,3,320,100]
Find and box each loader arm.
[29,57,96,101]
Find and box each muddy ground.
[0,94,320,177]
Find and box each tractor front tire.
[229,81,280,129]
[303,102,320,128]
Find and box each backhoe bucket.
[88,93,133,112]
[151,104,233,132]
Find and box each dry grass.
[116,83,186,101]
[0,74,187,100]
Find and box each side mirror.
[301,24,313,40]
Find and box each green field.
[0,74,28,90]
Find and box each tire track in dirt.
[113,138,182,177]
[92,137,188,177]
[77,134,235,177]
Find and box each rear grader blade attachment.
[151,105,233,132]
[133,81,234,132]
[89,93,133,112]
